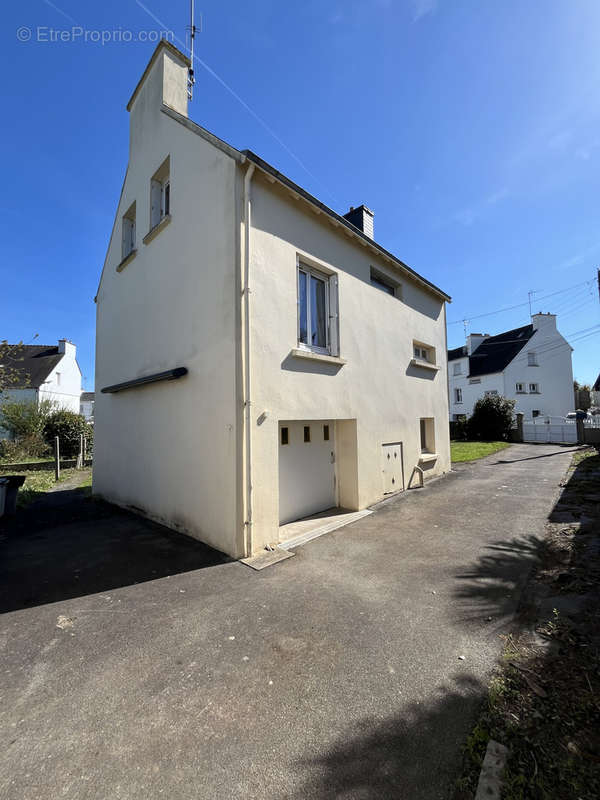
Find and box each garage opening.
[278,420,336,525]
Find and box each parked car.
[565,411,593,422]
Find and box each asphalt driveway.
[0,444,577,799]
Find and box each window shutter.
[329,274,340,356]
[151,180,161,228]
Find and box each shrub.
[467,395,515,441]
[0,434,50,463]
[450,417,469,441]
[43,410,94,458]
[0,398,55,439]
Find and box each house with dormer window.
[448,313,574,421]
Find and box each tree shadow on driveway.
[290,674,484,800]
[0,492,228,614]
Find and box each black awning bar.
[101,367,188,394]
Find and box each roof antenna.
[187,0,196,101]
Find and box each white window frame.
[527,351,538,366]
[122,202,136,260]
[529,382,540,394]
[484,390,499,397]
[296,257,339,356]
[413,342,435,365]
[453,363,462,376]
[150,156,171,232]
[454,388,462,403]
[370,267,400,298]
[516,382,525,393]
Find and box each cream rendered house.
[94,41,452,559]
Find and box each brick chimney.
[343,205,374,239]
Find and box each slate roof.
[1,344,63,389]
[593,373,600,392]
[448,345,467,361]
[448,324,536,378]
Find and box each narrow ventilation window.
[150,156,170,231]
[280,427,289,445]
[304,426,311,443]
[122,201,136,260]
[323,424,330,441]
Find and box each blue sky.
[2,0,600,389]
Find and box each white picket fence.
[522,416,600,444]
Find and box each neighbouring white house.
[80,391,95,423]
[94,41,452,560]
[0,339,82,438]
[448,313,574,421]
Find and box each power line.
[448,277,596,326]
[135,1,342,207]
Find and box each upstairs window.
[516,382,525,393]
[453,363,462,376]
[297,261,339,356]
[122,202,136,260]
[56,372,61,386]
[529,382,540,393]
[150,156,170,231]
[413,342,435,364]
[370,268,400,298]
[527,351,538,366]
[484,390,499,397]
[454,388,463,403]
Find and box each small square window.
[323,424,330,441]
[304,426,311,443]
[529,383,540,393]
[453,363,462,376]
[516,382,525,393]
[527,352,538,366]
[280,427,289,445]
[532,410,540,418]
[413,342,435,364]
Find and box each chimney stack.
[467,333,489,355]
[343,205,374,239]
[531,312,557,332]
[58,339,76,359]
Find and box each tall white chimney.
[57,338,76,359]
[467,333,489,355]
[531,312,557,332]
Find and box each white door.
[382,442,403,495]
[278,421,336,525]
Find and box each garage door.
[278,421,336,525]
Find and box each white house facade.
[80,392,95,423]
[0,339,82,438]
[448,314,574,421]
[94,41,452,559]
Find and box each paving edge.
[474,739,509,800]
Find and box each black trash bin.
[2,475,26,516]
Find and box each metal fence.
[522,416,600,444]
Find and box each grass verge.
[451,441,511,463]
[12,467,92,508]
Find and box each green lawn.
[450,440,511,463]
[10,468,92,508]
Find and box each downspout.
[241,162,255,557]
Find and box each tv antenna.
[187,0,196,101]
